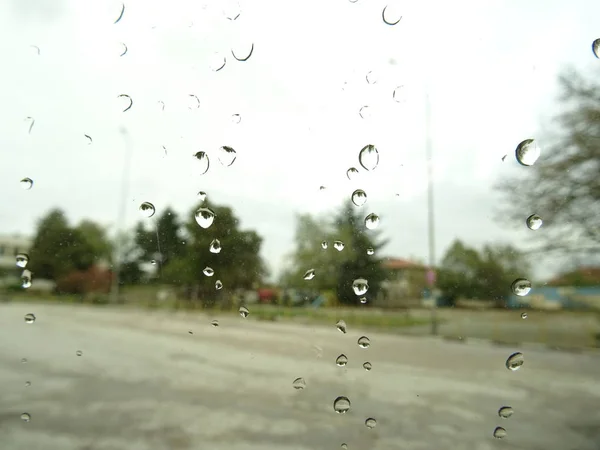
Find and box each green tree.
[134,207,185,268]
[75,220,112,267]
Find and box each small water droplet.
[239,305,249,318]
[195,208,216,228]
[20,413,31,422]
[352,278,369,296]
[223,0,241,20]
[341,444,348,450]
[203,267,214,277]
[211,319,219,327]
[21,270,32,289]
[333,396,351,414]
[515,139,540,166]
[363,361,372,371]
[25,381,31,387]
[382,5,402,25]
[333,241,345,251]
[197,191,207,203]
[346,167,359,180]
[231,42,254,62]
[187,94,200,109]
[24,313,36,324]
[215,280,223,290]
[359,297,367,304]
[493,426,507,439]
[16,253,29,268]
[303,269,316,280]
[364,213,380,230]
[76,350,83,356]
[193,151,210,175]
[210,239,222,254]
[366,71,377,84]
[21,358,27,363]
[521,312,528,319]
[20,178,33,190]
[117,94,133,112]
[358,145,379,171]
[119,42,127,56]
[592,38,600,58]
[351,189,367,206]
[84,134,92,144]
[526,214,542,230]
[505,352,524,371]
[231,113,241,124]
[393,85,406,103]
[114,2,125,24]
[292,377,306,390]
[359,105,371,119]
[150,259,156,265]
[139,202,155,218]
[209,53,226,71]
[358,336,370,348]
[321,241,328,249]
[218,146,237,166]
[511,278,531,296]
[498,406,514,419]
[188,330,193,335]
[365,417,377,429]
[336,319,347,333]
[319,185,326,191]
[335,354,348,366]
[366,248,374,256]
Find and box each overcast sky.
[1,0,599,281]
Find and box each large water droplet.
[203,266,214,277]
[333,241,345,251]
[16,253,29,268]
[215,280,223,290]
[358,145,379,171]
[365,417,377,429]
[493,427,507,439]
[139,202,155,218]
[511,278,531,296]
[195,208,216,228]
[357,336,370,348]
[498,406,514,419]
[346,167,359,180]
[364,213,380,230]
[366,248,374,256]
[21,270,32,289]
[526,214,542,230]
[336,319,347,334]
[209,53,226,72]
[218,146,237,166]
[321,241,328,250]
[505,352,524,371]
[197,191,207,203]
[76,350,83,356]
[521,312,528,319]
[359,105,371,119]
[592,38,600,58]
[303,269,316,280]
[333,396,351,414]
[210,239,222,254]
[193,151,210,175]
[239,305,249,318]
[24,313,35,324]
[351,189,367,206]
[515,139,540,166]
[382,5,402,25]
[20,178,33,190]
[363,361,372,371]
[292,377,306,390]
[21,413,31,422]
[352,278,369,296]
[336,354,348,367]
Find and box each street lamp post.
[425,93,438,335]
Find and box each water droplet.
[505,352,524,371]
[333,396,351,414]
[239,305,249,318]
[231,42,254,62]
[382,5,402,25]
[393,85,406,103]
[211,319,219,327]
[114,2,125,24]
[193,151,210,175]
[319,185,326,191]
[493,427,507,439]
[346,167,359,180]
[187,94,200,109]
[351,189,367,206]
[20,178,33,190]
[365,417,377,429]
[358,336,370,348]
[209,53,226,72]
[119,42,127,56]
[158,100,165,111]
[16,253,29,268]
[335,354,348,366]
[592,38,600,58]
[30,45,40,56]
[303,269,316,280]
[117,94,133,112]
[359,297,367,304]
[366,248,374,256]
[364,213,380,230]
[150,259,156,265]
[511,278,531,296]
[521,312,528,319]
[203,267,214,276]
[333,241,345,251]
[341,444,348,450]
[210,239,222,254]
[223,0,241,20]
[363,361,372,371]
[321,241,328,249]
[21,413,31,422]
[21,358,27,364]
[24,313,35,324]
[498,406,514,419]
[515,139,540,166]
[336,320,347,334]
[197,191,207,203]
[218,146,237,166]
[231,113,241,124]
[358,145,379,171]
[215,280,223,290]
[366,71,377,84]
[352,278,369,296]
[76,350,83,356]
[292,377,306,390]
[195,207,216,228]
[139,202,155,218]
[25,381,31,387]
[359,105,371,119]
[84,134,93,145]
[21,270,32,289]
[526,214,542,230]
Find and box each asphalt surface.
[1,303,600,450]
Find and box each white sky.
[1,0,599,280]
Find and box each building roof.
[381,258,425,270]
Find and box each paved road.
[1,303,600,450]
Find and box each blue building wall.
[507,286,600,310]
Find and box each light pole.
[425,93,438,335]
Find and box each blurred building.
[375,258,428,308]
[0,234,31,270]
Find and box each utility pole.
[425,93,438,335]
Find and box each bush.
[56,266,113,295]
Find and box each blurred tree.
[74,220,113,267]
[134,207,185,268]
[113,230,144,285]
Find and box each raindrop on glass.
[24,313,36,324]
[521,312,528,319]
[321,241,328,250]
[187,94,200,109]
[117,94,133,112]
[193,151,210,175]
[303,269,316,280]
[365,417,377,429]
[592,38,600,58]
[195,207,216,229]
[223,0,241,20]
[215,280,223,290]
[358,145,379,171]
[335,354,348,367]
[21,270,32,289]
[351,189,367,206]
[197,191,207,203]
[382,5,402,25]
[139,202,155,218]
[319,185,326,191]
[292,377,306,390]
[114,2,125,24]
[493,427,507,439]
[76,350,83,356]
[16,253,29,268]
[363,361,372,371]
[218,146,237,166]
[21,358,27,364]
[359,105,371,119]
[498,406,514,419]
[393,85,406,103]
[346,167,359,180]
[341,444,348,450]
[333,241,345,251]
[203,267,214,276]
[333,396,351,414]
[366,248,374,256]
[364,213,380,230]
[20,178,33,190]
[21,413,31,422]
[210,239,222,254]
[358,336,370,348]
[119,42,127,57]
[211,319,219,327]
[352,278,369,296]
[84,134,92,145]
[515,139,540,166]
[150,259,156,265]
[511,278,531,296]
[505,352,524,371]
[526,214,542,230]
[359,297,367,304]
[336,319,347,334]
[25,381,31,387]
[231,42,254,62]
[209,53,226,72]
[231,113,241,124]
[239,305,249,318]
[366,71,377,84]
